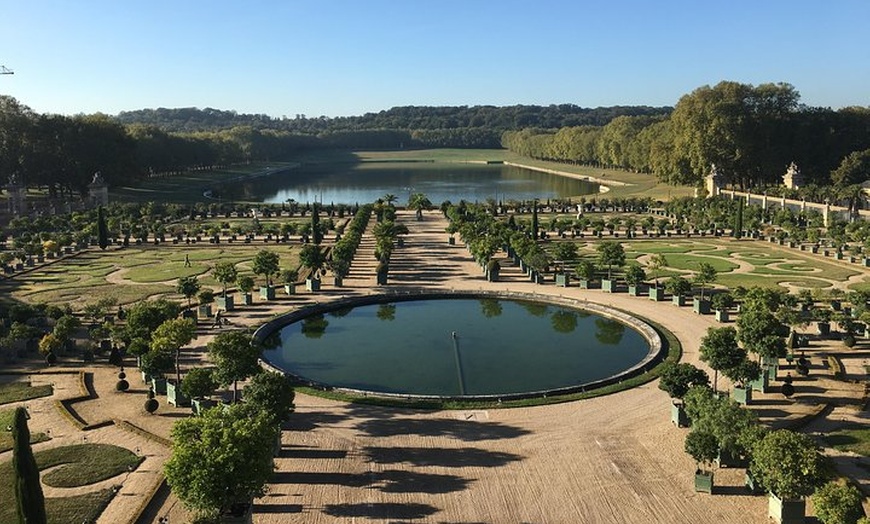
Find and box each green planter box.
[672,295,686,306]
[219,502,253,524]
[768,493,806,524]
[715,447,745,468]
[693,298,711,315]
[602,279,616,293]
[192,397,217,416]
[151,377,167,395]
[745,471,763,494]
[715,310,729,322]
[242,293,253,306]
[671,401,689,427]
[259,286,276,300]
[628,285,645,296]
[198,304,213,318]
[731,385,752,405]
[555,273,569,287]
[376,272,388,285]
[579,279,594,289]
[817,321,830,336]
[333,276,343,287]
[284,283,296,295]
[649,287,665,301]
[694,471,714,494]
[306,278,321,291]
[750,372,770,393]
[217,295,235,312]
[167,380,190,407]
[448,236,455,245]
[182,310,197,321]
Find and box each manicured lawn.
[824,425,870,457]
[660,253,739,273]
[0,381,53,405]
[0,443,141,523]
[0,408,50,453]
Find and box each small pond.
[261,297,654,398]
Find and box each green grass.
[0,443,139,523]
[660,253,739,273]
[0,409,50,453]
[824,425,870,457]
[0,381,53,405]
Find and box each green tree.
[97,205,109,250]
[812,481,864,524]
[176,275,201,309]
[181,367,218,400]
[624,264,646,287]
[665,276,692,298]
[208,330,262,402]
[658,362,710,399]
[12,406,46,524]
[647,253,668,288]
[693,262,717,300]
[699,326,744,392]
[737,307,787,360]
[243,371,296,426]
[831,148,870,187]
[310,202,322,245]
[298,244,325,279]
[237,275,255,296]
[408,192,433,221]
[252,250,280,287]
[164,404,277,519]
[750,429,826,500]
[212,261,238,297]
[123,299,181,343]
[684,429,719,472]
[596,240,625,280]
[151,318,197,384]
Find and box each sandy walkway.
[4,209,867,524]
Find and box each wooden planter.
[151,377,167,395]
[376,272,388,285]
[671,401,689,427]
[693,298,711,315]
[768,493,806,524]
[259,286,276,300]
[192,397,217,416]
[167,380,190,407]
[694,470,714,494]
[817,321,830,336]
[555,273,569,287]
[284,283,296,295]
[672,295,686,307]
[716,447,746,468]
[242,293,253,306]
[448,236,455,245]
[745,471,764,494]
[217,295,235,312]
[306,278,321,291]
[649,287,665,301]
[731,385,752,405]
[198,304,213,318]
[715,309,729,322]
[750,372,770,393]
[628,285,645,297]
[601,279,616,293]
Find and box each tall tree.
[596,240,625,280]
[97,206,110,250]
[208,330,262,402]
[699,326,744,392]
[12,406,46,524]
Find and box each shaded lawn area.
[0,443,142,523]
[824,425,870,457]
[0,381,53,405]
[0,408,51,453]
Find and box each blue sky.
[1,1,868,117]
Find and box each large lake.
[225,162,599,205]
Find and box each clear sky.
[1,0,868,117]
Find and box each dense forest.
[503,82,870,190]
[114,104,672,134]
[2,82,869,200]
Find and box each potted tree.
[176,275,201,320]
[666,276,692,306]
[281,269,298,295]
[197,289,215,319]
[213,261,238,312]
[151,318,197,407]
[327,258,350,287]
[486,259,501,282]
[299,244,324,292]
[685,429,718,494]
[575,259,596,289]
[725,358,762,405]
[647,253,668,301]
[711,292,734,322]
[814,307,832,336]
[252,249,279,300]
[597,240,625,293]
[139,348,173,394]
[657,362,710,427]
[376,261,389,285]
[693,262,717,314]
[182,367,219,415]
[750,429,825,524]
[625,264,647,296]
[237,275,255,306]
[699,326,744,393]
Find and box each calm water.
[227,163,598,205]
[262,299,649,397]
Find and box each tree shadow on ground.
[286,410,350,432]
[253,504,304,514]
[378,469,473,494]
[355,418,531,442]
[271,471,372,487]
[364,446,522,468]
[322,502,439,520]
[278,446,348,460]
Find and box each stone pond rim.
[254,289,667,403]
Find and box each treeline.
[503,82,870,189]
[115,104,672,134]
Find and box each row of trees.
[502,81,870,190]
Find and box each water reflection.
[376,304,397,321]
[594,318,626,345]
[301,314,329,339]
[225,163,598,205]
[520,301,549,317]
[479,299,503,318]
[550,310,578,334]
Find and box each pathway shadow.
[253,504,304,514]
[364,446,522,468]
[272,471,372,487]
[287,411,351,432]
[355,418,531,442]
[322,502,438,520]
[278,446,348,460]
